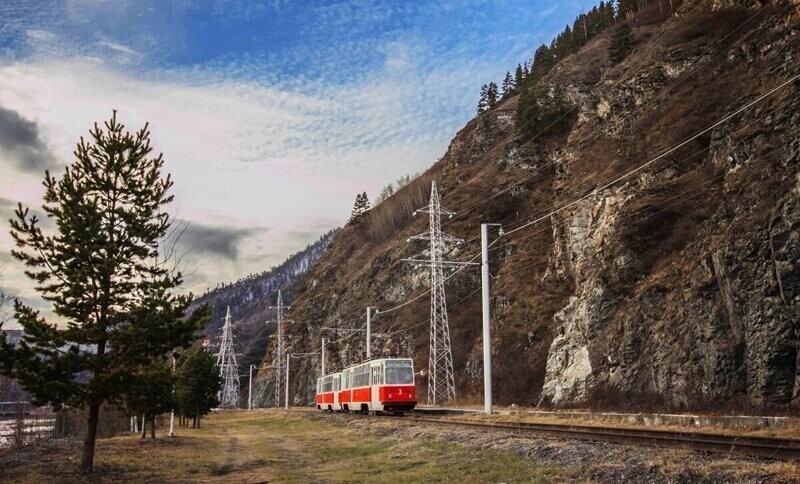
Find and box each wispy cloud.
[0,0,600,321]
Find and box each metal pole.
[321,338,327,375]
[366,308,371,359]
[481,223,492,415]
[248,364,254,411]
[168,356,176,437]
[285,354,290,410]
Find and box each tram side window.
[341,371,349,390]
[323,377,333,393]
[353,365,369,387]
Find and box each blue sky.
[0,0,597,319]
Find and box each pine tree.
[125,361,173,440]
[617,0,638,20]
[603,1,617,26]
[609,22,634,64]
[516,85,543,138]
[514,64,524,87]
[0,111,209,473]
[361,191,370,213]
[501,71,515,96]
[531,44,554,80]
[477,84,489,114]
[175,345,220,428]
[349,193,364,224]
[486,82,499,107]
[348,192,370,225]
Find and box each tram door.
[370,362,383,410]
[333,374,341,410]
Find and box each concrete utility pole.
[285,353,290,410]
[321,337,327,375]
[481,223,502,415]
[169,355,176,436]
[248,364,255,411]
[366,307,378,359]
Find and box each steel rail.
[406,416,800,460]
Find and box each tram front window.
[385,365,414,384]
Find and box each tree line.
[0,112,219,473]
[476,0,656,136]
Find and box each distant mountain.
[190,229,337,372]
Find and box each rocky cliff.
[277,0,800,410]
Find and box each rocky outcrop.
[283,0,800,410]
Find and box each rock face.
[281,0,800,410]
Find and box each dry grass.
[0,409,562,482]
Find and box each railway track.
[405,416,800,460]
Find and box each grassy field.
[0,410,564,482]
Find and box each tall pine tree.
[0,112,209,473]
[477,83,490,114]
[486,82,499,107]
[501,71,515,96]
[609,22,634,64]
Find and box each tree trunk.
[150,415,156,440]
[80,403,101,473]
[140,414,147,439]
[192,415,197,428]
[196,413,201,428]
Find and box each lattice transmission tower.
[216,306,241,408]
[404,181,463,405]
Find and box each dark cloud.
[0,105,58,173]
[180,223,263,259]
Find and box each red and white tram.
[316,358,416,415]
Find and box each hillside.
[276,0,800,410]
[191,230,336,371]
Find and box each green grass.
[1,410,566,482]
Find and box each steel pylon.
[404,181,461,405]
[216,306,241,408]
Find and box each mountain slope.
[191,230,336,371]
[279,0,800,410]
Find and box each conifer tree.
[617,0,638,20]
[514,64,524,87]
[531,44,554,80]
[477,83,490,114]
[501,71,515,96]
[609,22,634,64]
[349,193,364,224]
[361,191,370,212]
[348,192,370,224]
[0,111,209,473]
[516,85,543,138]
[175,345,220,428]
[126,361,173,440]
[486,82,499,107]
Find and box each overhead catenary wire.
[440,1,785,231]
[271,6,797,374]
[501,74,800,238]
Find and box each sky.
[0,0,596,323]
